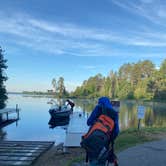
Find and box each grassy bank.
[115,127,166,152]
[68,127,166,166]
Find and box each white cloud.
[80,65,99,69]
[28,18,123,43]
[111,0,166,26]
[0,11,166,58]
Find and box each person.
[87,96,119,166]
[66,99,75,110]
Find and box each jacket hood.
[98,96,112,108]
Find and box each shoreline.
[32,127,166,166]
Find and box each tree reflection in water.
[0,129,6,140]
[73,99,166,130]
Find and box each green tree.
[118,64,133,99]
[94,74,103,97]
[147,77,157,99]
[102,76,111,97]
[117,80,132,99]
[72,74,104,98]
[153,60,166,99]
[160,59,166,78]
[0,47,8,109]
[72,59,165,101]
[147,59,166,100]
[57,77,65,98]
[52,78,56,94]
[134,80,147,99]
[109,71,118,98]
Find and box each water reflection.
[1,94,166,144]
[48,117,69,129]
[0,129,6,140]
[73,99,166,130]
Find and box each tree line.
[0,47,8,109]
[0,47,8,123]
[71,59,166,100]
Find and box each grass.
[67,156,84,166]
[115,127,166,152]
[68,127,166,166]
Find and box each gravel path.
[117,139,166,166]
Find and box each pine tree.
[0,47,8,109]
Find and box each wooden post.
[138,119,141,130]
[16,104,19,127]
[16,104,19,120]
[7,112,8,121]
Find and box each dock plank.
[0,152,40,157]
[0,155,35,161]
[0,146,46,150]
[0,160,32,166]
[0,141,54,166]
[0,149,43,153]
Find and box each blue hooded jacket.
[87,97,119,139]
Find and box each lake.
[0,94,166,144]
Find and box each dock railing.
[0,104,20,128]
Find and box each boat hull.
[48,116,69,128]
[49,108,72,119]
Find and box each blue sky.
[0,0,166,92]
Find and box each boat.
[49,105,72,119]
[48,99,75,128]
[48,105,72,128]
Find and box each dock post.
[7,112,8,121]
[16,104,19,127]
[138,119,141,130]
[16,104,19,120]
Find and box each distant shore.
[7,92,166,102]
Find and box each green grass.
[67,156,84,166]
[115,127,166,152]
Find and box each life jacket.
[80,106,115,159]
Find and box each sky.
[0,0,166,92]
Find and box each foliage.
[72,59,166,100]
[72,74,104,98]
[51,76,69,98]
[0,47,8,109]
[52,78,56,94]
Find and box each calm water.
[0,94,166,144]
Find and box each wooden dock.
[0,106,20,128]
[64,112,89,147]
[0,141,54,166]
